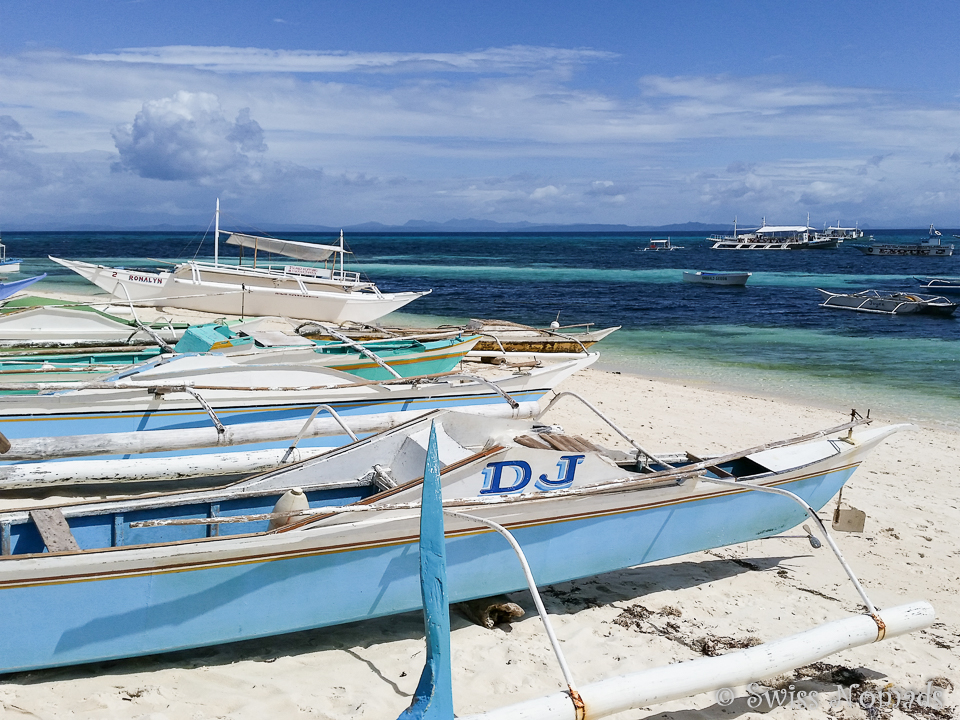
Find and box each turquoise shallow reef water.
[6,228,960,430]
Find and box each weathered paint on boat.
[0,417,902,673]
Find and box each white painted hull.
[817,289,958,316]
[0,356,598,485]
[855,244,954,256]
[683,271,751,286]
[0,414,919,675]
[0,402,541,486]
[0,305,184,343]
[711,241,801,250]
[49,257,430,324]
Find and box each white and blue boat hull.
[0,458,865,673]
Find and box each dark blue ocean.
[5,228,960,429]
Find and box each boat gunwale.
[0,460,860,588]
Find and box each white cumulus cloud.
[112,91,266,181]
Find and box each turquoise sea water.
[5,228,960,430]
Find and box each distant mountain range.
[10,218,744,232]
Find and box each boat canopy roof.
[756,225,811,234]
[224,233,347,262]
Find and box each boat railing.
[445,509,585,711]
[538,329,589,354]
[282,265,363,284]
[331,268,363,284]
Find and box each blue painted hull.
[0,465,851,673]
[0,388,550,464]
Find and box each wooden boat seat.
[29,508,81,553]
[514,433,604,453]
[686,452,734,478]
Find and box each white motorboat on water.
[816,288,958,316]
[641,238,684,251]
[682,270,751,286]
[50,200,430,324]
[819,223,863,241]
[852,226,954,257]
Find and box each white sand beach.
[0,298,956,718]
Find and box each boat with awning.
[50,201,430,324]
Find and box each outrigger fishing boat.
[641,238,684,251]
[709,218,839,250]
[916,276,960,295]
[0,324,480,385]
[303,318,621,362]
[49,200,430,324]
[0,355,596,488]
[396,418,933,720]
[817,288,958,316]
[819,223,863,240]
[0,402,926,676]
[0,295,192,347]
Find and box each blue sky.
[1,0,958,228]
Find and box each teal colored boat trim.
[398,423,454,719]
[0,348,164,370]
[0,330,476,384]
[170,323,478,381]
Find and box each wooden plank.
[539,434,571,451]
[707,465,734,478]
[29,508,81,553]
[514,435,551,450]
[540,434,585,452]
[572,436,605,453]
